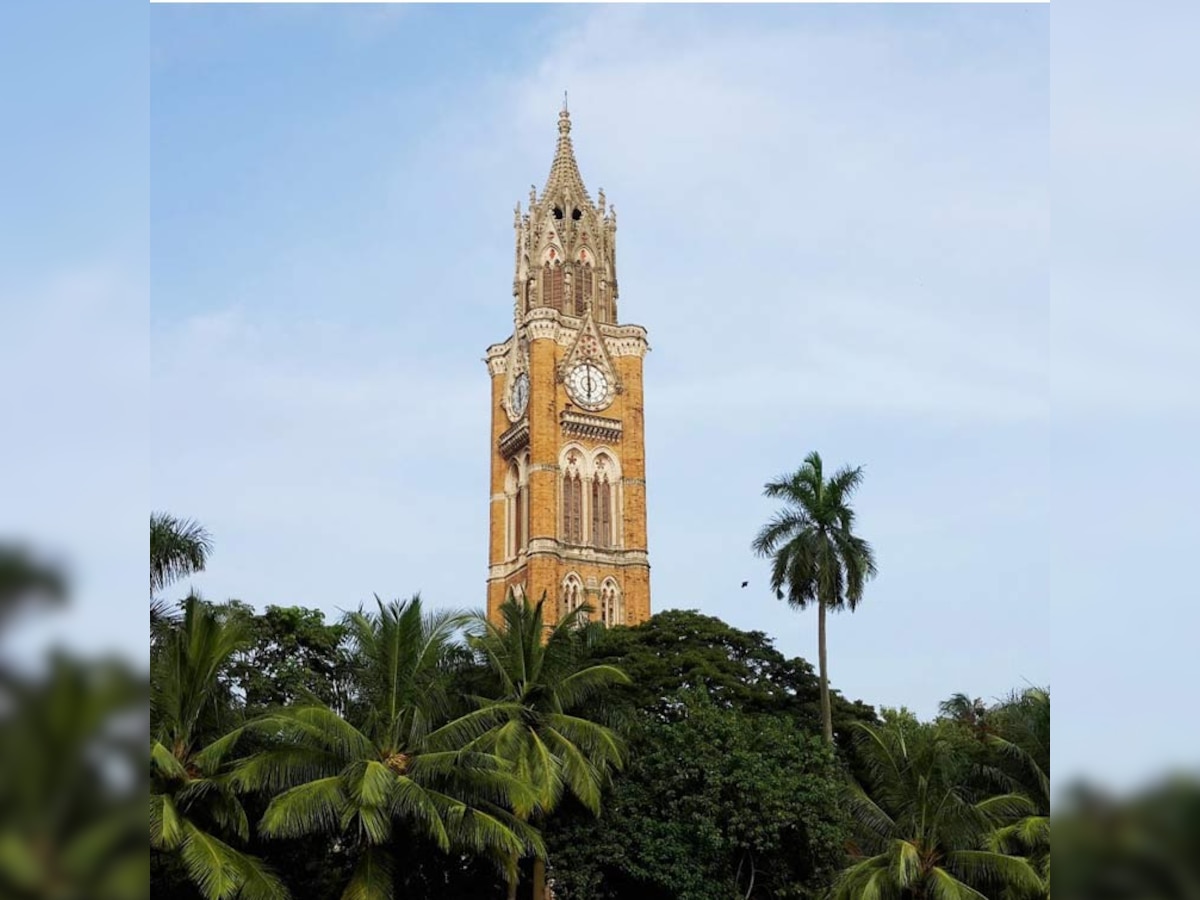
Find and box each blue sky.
[4,0,1197,799]
[150,4,1049,736]
[0,2,147,672]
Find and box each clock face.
[509,373,529,419]
[566,363,610,410]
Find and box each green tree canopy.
[222,602,353,715]
[583,608,877,746]
[547,691,846,900]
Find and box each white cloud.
[436,6,1050,425]
[151,5,1049,721]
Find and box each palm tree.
[836,718,1044,900]
[939,692,993,740]
[751,451,877,744]
[231,596,543,900]
[150,594,288,900]
[983,688,1050,896]
[0,542,67,630]
[151,512,213,597]
[469,593,629,900]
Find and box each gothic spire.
[539,106,593,210]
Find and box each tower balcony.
[497,420,530,458]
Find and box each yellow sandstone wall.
[486,325,650,628]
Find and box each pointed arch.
[561,572,585,622]
[573,250,593,318]
[599,577,623,627]
[560,445,585,545]
[541,247,565,312]
[505,460,520,558]
[590,450,621,550]
[522,268,534,315]
[507,453,530,558]
[594,276,610,324]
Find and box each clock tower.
[484,106,651,628]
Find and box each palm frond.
[150,792,185,851]
[178,821,279,900]
[833,854,891,900]
[151,740,188,782]
[890,839,922,890]
[150,512,213,595]
[927,867,990,900]
[229,746,341,795]
[945,850,1045,896]
[250,705,374,764]
[175,777,250,842]
[988,815,1050,854]
[976,792,1038,823]
[258,776,348,840]
[341,846,393,900]
[229,853,289,900]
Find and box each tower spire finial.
[540,96,590,206]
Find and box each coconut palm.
[939,692,994,740]
[469,593,629,900]
[751,451,877,744]
[151,512,213,597]
[150,594,287,900]
[984,688,1050,895]
[230,596,543,900]
[0,542,67,631]
[835,718,1044,900]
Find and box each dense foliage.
[149,509,1049,900]
[547,693,845,900]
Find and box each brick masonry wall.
[486,322,650,628]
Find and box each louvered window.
[544,262,564,311]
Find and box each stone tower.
[484,106,651,628]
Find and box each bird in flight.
[741,581,749,588]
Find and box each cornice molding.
[511,309,650,360]
[524,307,560,342]
[484,338,513,375]
[561,410,623,443]
[488,545,650,581]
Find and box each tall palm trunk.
[818,597,832,744]
[506,856,547,900]
[532,857,547,899]
[507,854,519,900]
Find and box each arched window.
[562,470,583,544]
[591,454,615,550]
[543,261,564,312]
[600,579,622,627]
[560,448,586,545]
[561,573,585,622]
[508,460,528,557]
[572,262,592,317]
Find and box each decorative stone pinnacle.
[541,105,591,208]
